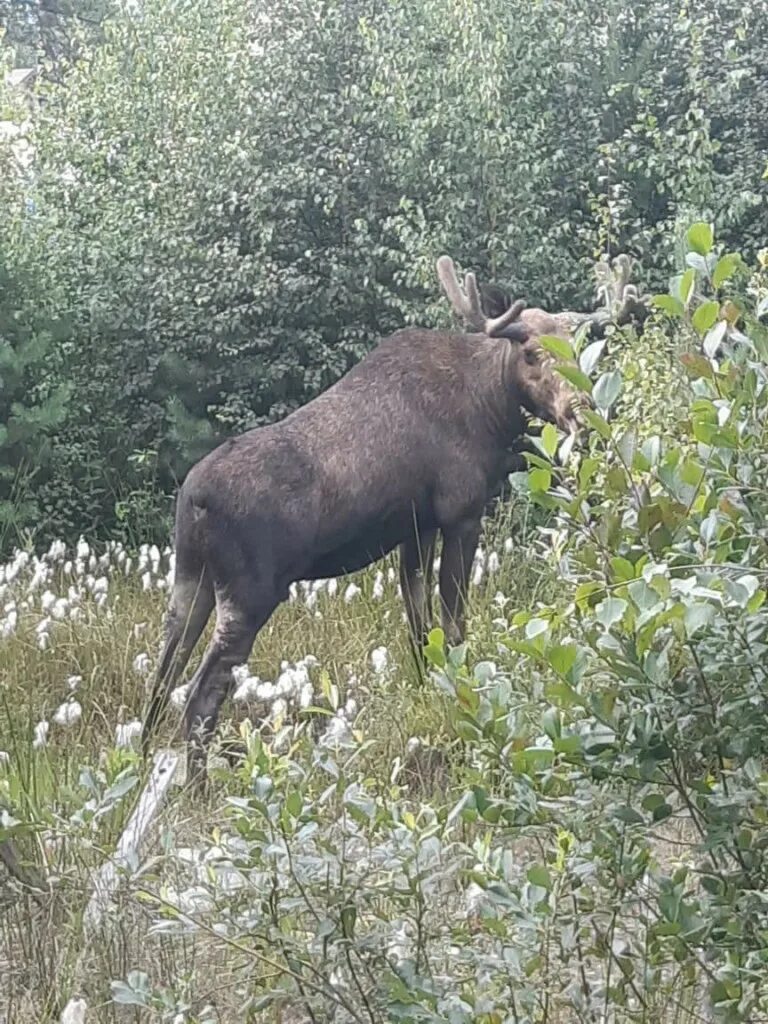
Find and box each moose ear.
[496,322,530,343]
[479,283,513,321]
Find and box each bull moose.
[142,253,641,785]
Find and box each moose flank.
[142,255,590,786]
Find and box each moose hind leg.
[142,572,214,756]
[399,527,437,657]
[183,588,278,789]
[438,519,481,647]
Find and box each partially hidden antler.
[559,253,653,334]
[437,255,526,337]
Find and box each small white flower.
[115,719,142,749]
[60,997,88,1024]
[344,583,361,603]
[76,538,89,560]
[141,571,152,592]
[321,712,353,748]
[464,881,485,914]
[233,675,262,703]
[170,683,190,709]
[471,562,484,587]
[327,578,338,597]
[370,645,389,674]
[487,551,500,573]
[33,720,49,748]
[133,652,151,675]
[52,598,68,620]
[67,675,82,691]
[299,681,314,708]
[256,681,276,701]
[41,589,56,612]
[232,664,250,686]
[270,697,288,724]
[504,537,514,553]
[38,631,50,650]
[53,700,82,727]
[92,576,108,596]
[387,567,396,583]
[372,571,385,600]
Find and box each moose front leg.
[399,526,437,656]
[438,519,481,647]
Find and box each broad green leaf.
[712,253,739,288]
[593,370,622,411]
[581,408,611,439]
[529,467,551,492]
[548,643,578,676]
[555,364,593,393]
[527,865,553,890]
[687,221,713,256]
[613,805,644,825]
[703,320,727,358]
[596,597,627,628]
[652,294,684,318]
[541,422,558,458]
[579,339,605,376]
[684,602,714,638]
[678,268,695,305]
[691,301,720,336]
[538,334,574,361]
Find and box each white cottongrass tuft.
[0,750,9,767]
[372,571,385,600]
[233,674,263,703]
[344,582,361,603]
[115,719,142,749]
[53,699,82,727]
[370,645,390,674]
[33,720,49,748]
[170,683,191,709]
[132,652,151,675]
[67,675,82,690]
[60,997,88,1024]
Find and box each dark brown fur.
[142,294,579,787]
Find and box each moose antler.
[436,255,526,337]
[559,253,652,334]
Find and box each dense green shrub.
[106,230,768,1024]
[0,0,766,546]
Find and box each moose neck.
[478,337,529,446]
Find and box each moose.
[142,252,644,785]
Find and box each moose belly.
[303,511,433,580]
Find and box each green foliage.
[0,259,72,548]
[0,0,767,547]
[497,232,768,1018]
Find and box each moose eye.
[524,348,539,366]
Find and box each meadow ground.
[0,501,706,1023]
